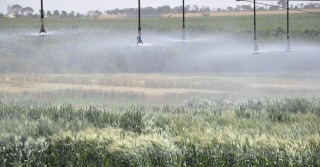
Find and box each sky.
[0,0,251,14]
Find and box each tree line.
[1,1,319,18]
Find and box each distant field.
[162,9,320,17]
[1,73,320,106]
[98,9,320,18]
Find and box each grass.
[1,13,319,38]
[0,97,319,166]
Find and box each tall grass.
[0,97,319,166]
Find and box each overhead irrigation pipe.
[137,0,143,46]
[242,0,320,14]
[39,0,46,34]
[237,0,320,53]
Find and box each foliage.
[0,97,319,166]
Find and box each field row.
[1,74,320,105]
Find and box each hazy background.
[1,0,251,14]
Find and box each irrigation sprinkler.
[137,0,143,46]
[39,0,46,35]
[237,0,320,53]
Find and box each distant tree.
[76,12,81,19]
[144,7,156,14]
[227,6,234,11]
[157,5,170,14]
[299,3,304,8]
[277,0,287,8]
[10,4,23,15]
[269,5,279,10]
[94,10,102,16]
[61,10,67,16]
[186,5,191,13]
[204,7,211,12]
[0,13,4,18]
[60,10,67,18]
[199,6,210,13]
[241,5,251,11]
[53,10,60,16]
[114,8,120,15]
[235,5,241,11]
[47,11,52,16]
[69,11,75,18]
[126,8,136,15]
[193,5,199,12]
[304,2,316,9]
[21,7,34,15]
[87,11,94,16]
[173,6,183,13]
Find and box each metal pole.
[137,0,143,45]
[286,0,291,52]
[138,0,141,31]
[40,0,46,34]
[182,0,186,41]
[41,0,44,19]
[183,0,185,29]
[254,0,256,41]
[287,0,289,40]
[253,0,259,53]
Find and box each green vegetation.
[0,97,319,166]
[1,13,320,38]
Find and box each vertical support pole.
[183,0,185,29]
[182,0,186,41]
[137,0,143,45]
[253,0,259,54]
[286,0,291,52]
[40,0,46,34]
[138,0,141,31]
[41,0,44,19]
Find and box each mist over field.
[1,28,320,73]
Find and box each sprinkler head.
[39,18,46,35]
[286,39,291,52]
[137,30,143,46]
[253,40,260,54]
[182,28,186,43]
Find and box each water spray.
[39,0,46,35]
[137,0,143,46]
